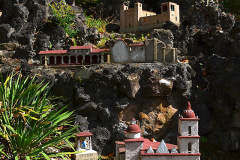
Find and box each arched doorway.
[78,56,83,65]
[63,56,69,64]
[56,56,62,65]
[71,56,76,64]
[42,57,45,65]
[104,53,108,62]
[85,55,90,65]
[49,56,54,65]
[92,55,98,64]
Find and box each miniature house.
[38,46,110,65]
[110,38,177,63]
[120,2,180,33]
[74,131,98,160]
[115,102,201,160]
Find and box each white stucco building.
[111,38,177,64]
[115,102,201,160]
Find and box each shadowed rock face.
[4,62,193,155]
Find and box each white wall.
[141,155,200,160]
[178,120,198,136]
[177,138,199,153]
[111,41,130,63]
[130,47,145,63]
[125,142,143,160]
[126,132,141,139]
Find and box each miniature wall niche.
[188,126,191,136]
[188,143,192,153]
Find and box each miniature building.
[111,38,177,63]
[38,46,110,65]
[115,102,201,160]
[120,2,180,33]
[74,132,98,160]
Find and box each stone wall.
[129,46,145,63]
[120,23,165,33]
[141,155,200,160]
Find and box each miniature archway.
[49,56,55,65]
[42,57,45,65]
[56,56,62,65]
[104,53,108,62]
[85,55,90,65]
[78,56,83,65]
[92,55,98,64]
[188,126,191,136]
[63,56,69,64]
[70,56,76,64]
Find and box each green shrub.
[0,72,79,159]
[49,1,79,38]
[85,15,109,33]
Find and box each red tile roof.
[142,138,178,150]
[91,49,110,53]
[126,124,142,133]
[70,46,92,50]
[39,50,69,55]
[116,141,125,145]
[76,132,93,137]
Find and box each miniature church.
[115,102,201,160]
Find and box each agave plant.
[0,72,79,159]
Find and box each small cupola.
[182,101,196,118]
[125,118,142,139]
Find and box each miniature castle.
[120,2,180,33]
[38,46,110,65]
[115,102,201,160]
[110,38,177,63]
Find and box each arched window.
[188,143,192,153]
[188,126,191,136]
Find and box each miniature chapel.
[115,102,201,160]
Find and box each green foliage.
[49,1,78,38]
[0,72,79,159]
[85,15,109,33]
[216,0,240,19]
[97,37,110,48]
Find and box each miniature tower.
[120,5,128,29]
[133,2,142,27]
[125,118,142,139]
[177,102,200,153]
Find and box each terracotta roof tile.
[76,132,93,137]
[39,50,69,55]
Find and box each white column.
[101,55,104,63]
[83,56,85,64]
[76,56,78,64]
[47,56,50,64]
[68,56,71,64]
[61,56,64,64]
[54,56,56,64]
[90,55,92,64]
[90,136,92,150]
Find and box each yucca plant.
[0,72,79,159]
